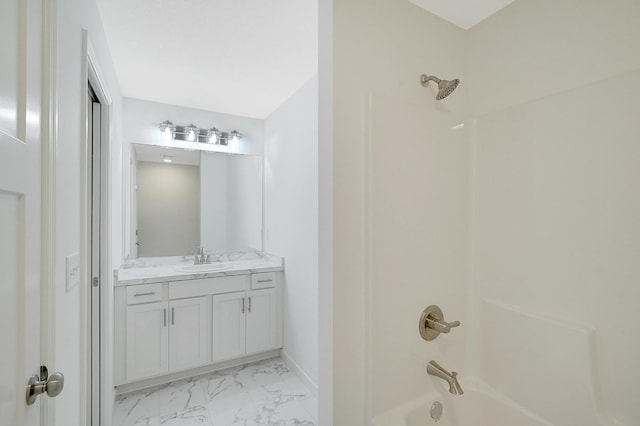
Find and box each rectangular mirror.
[130,143,263,257]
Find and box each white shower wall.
[333,0,640,424]
[368,94,469,416]
[467,2,640,424]
[333,0,468,423]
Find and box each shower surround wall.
[467,2,640,425]
[333,0,468,423]
[333,0,640,424]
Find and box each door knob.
[26,366,64,405]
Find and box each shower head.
[420,75,460,100]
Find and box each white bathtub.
[373,378,552,426]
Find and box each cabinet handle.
[257,279,272,283]
[163,309,167,327]
[134,292,155,297]
[242,298,245,314]
[248,297,252,313]
[171,307,175,325]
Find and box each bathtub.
[373,377,552,426]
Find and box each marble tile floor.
[112,357,317,426]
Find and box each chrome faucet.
[426,360,463,395]
[194,247,211,265]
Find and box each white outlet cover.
[66,253,80,291]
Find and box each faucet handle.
[419,305,461,341]
[427,318,460,334]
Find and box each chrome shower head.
[420,74,460,100]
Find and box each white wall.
[56,0,123,424]
[200,153,228,253]
[226,154,263,252]
[137,162,200,256]
[317,0,333,420]
[467,2,640,425]
[264,76,319,389]
[332,0,467,422]
[200,153,264,253]
[123,97,264,156]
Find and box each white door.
[0,134,42,426]
[246,288,277,354]
[1,0,52,424]
[211,292,246,362]
[169,297,210,371]
[126,302,169,381]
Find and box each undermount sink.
[174,263,232,273]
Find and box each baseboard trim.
[280,349,318,398]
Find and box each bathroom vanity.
[113,252,283,390]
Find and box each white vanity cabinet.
[125,301,169,381]
[114,271,282,388]
[210,286,278,363]
[168,296,210,371]
[211,292,247,362]
[124,296,210,382]
[245,288,278,354]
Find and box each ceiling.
[408,0,515,29]
[96,0,318,119]
[97,1,511,119]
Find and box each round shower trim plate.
[419,305,444,341]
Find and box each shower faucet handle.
[426,318,460,334]
[419,305,461,341]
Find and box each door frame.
[81,30,114,426]
[41,0,57,424]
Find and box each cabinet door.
[211,292,246,362]
[169,296,210,372]
[126,302,169,381]
[246,288,278,354]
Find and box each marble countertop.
[115,251,284,286]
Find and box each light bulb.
[183,124,199,142]
[159,120,175,141]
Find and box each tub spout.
[426,360,464,396]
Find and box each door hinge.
[92,277,99,287]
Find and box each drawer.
[126,283,162,305]
[251,272,277,290]
[169,275,249,299]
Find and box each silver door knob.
[26,366,64,405]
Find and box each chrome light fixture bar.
[158,120,242,146]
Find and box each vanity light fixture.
[159,120,176,141]
[218,132,229,146]
[162,155,173,163]
[229,130,242,144]
[183,124,199,142]
[206,127,220,144]
[158,119,243,149]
